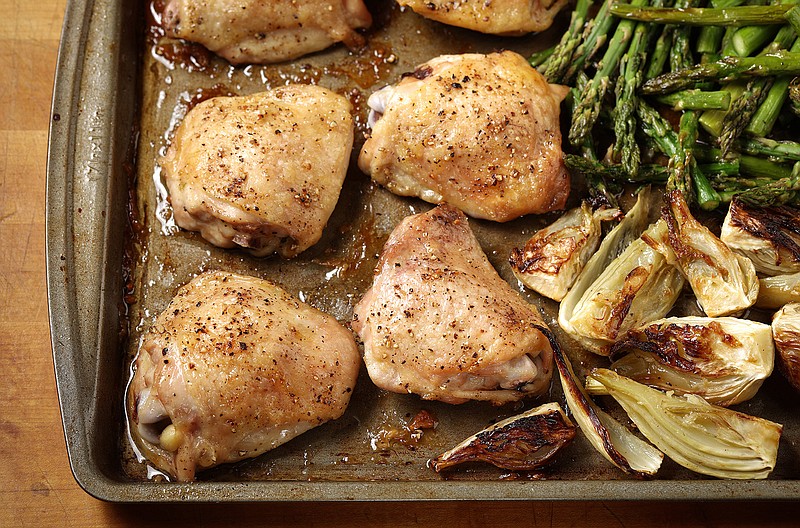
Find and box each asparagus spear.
[529,46,556,68]
[718,78,773,155]
[646,24,674,79]
[746,35,800,136]
[654,89,731,109]
[737,137,800,161]
[667,110,698,199]
[542,0,593,82]
[669,0,697,72]
[563,0,619,83]
[717,25,796,146]
[734,163,800,207]
[641,51,800,94]
[610,3,794,25]
[570,0,648,145]
[637,99,680,156]
[614,10,658,176]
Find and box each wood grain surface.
[0,0,797,525]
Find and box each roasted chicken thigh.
[359,51,570,222]
[397,0,567,35]
[163,0,372,64]
[352,205,554,404]
[161,85,354,258]
[129,271,360,481]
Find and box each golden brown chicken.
[161,85,354,258]
[397,0,567,36]
[352,205,554,404]
[359,51,570,222]
[163,0,372,64]
[128,271,360,481]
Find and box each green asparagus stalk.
[718,78,773,155]
[637,99,680,157]
[646,25,674,79]
[563,0,619,83]
[667,110,698,199]
[529,46,556,68]
[610,4,794,25]
[737,137,800,161]
[734,163,800,206]
[746,36,800,136]
[569,0,648,146]
[696,145,797,180]
[542,0,593,82]
[653,89,731,109]
[731,25,780,57]
[669,0,697,72]
[641,51,800,94]
[615,11,657,176]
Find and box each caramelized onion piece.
[431,402,576,472]
[588,368,782,480]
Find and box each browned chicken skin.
[397,0,568,36]
[163,0,372,64]
[161,85,354,258]
[352,205,554,404]
[129,271,360,481]
[359,51,570,222]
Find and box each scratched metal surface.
[47,0,800,501]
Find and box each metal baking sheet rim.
[45,0,800,502]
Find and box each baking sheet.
[47,0,800,501]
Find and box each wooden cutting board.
[0,0,796,525]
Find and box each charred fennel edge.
[534,324,652,478]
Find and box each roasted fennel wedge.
[720,198,800,277]
[510,202,621,302]
[587,369,782,480]
[559,188,654,352]
[773,303,800,392]
[543,327,663,477]
[649,191,758,317]
[561,219,684,355]
[587,317,774,406]
[756,272,800,309]
[430,402,576,472]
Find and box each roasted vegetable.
[756,272,800,309]
[559,188,655,352]
[561,219,685,355]
[588,316,774,406]
[587,368,783,480]
[720,198,800,276]
[510,203,621,302]
[650,191,758,316]
[773,303,800,392]
[546,328,664,477]
[430,402,576,472]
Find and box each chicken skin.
[161,85,354,258]
[359,52,570,222]
[397,0,567,36]
[162,0,372,64]
[129,271,360,482]
[352,205,554,404]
